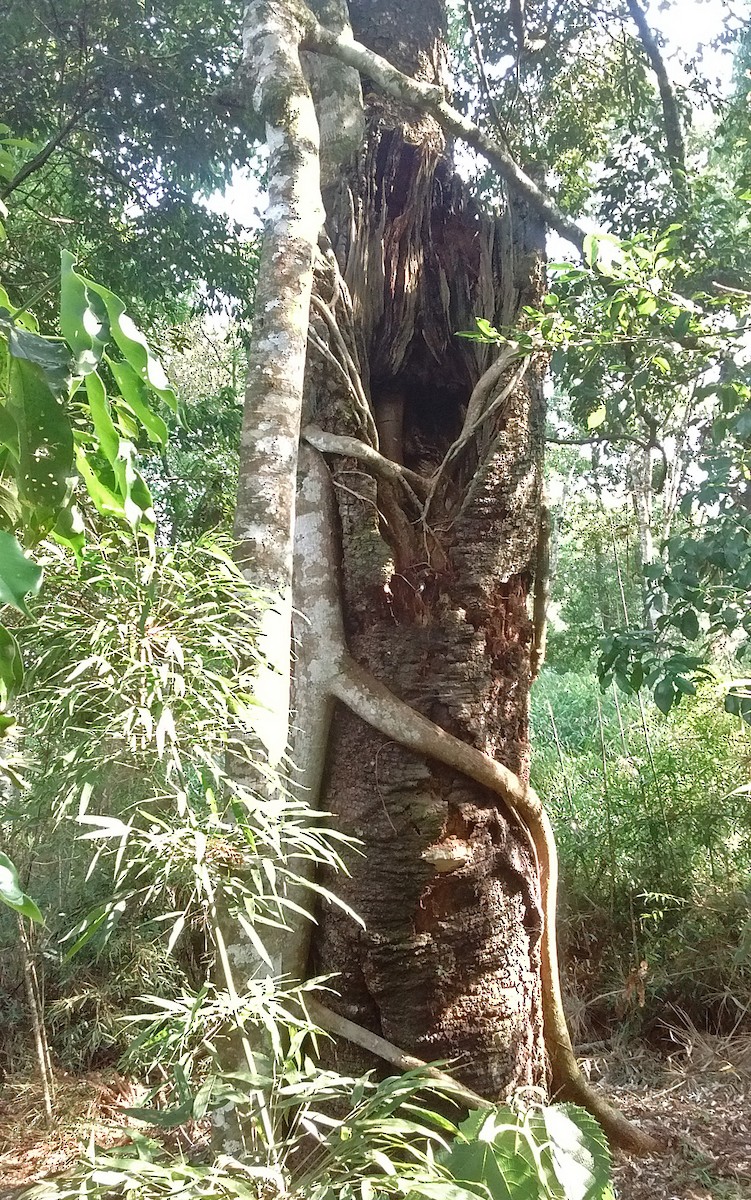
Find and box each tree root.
[307,998,663,1153]
[306,996,494,1112]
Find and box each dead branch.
[461,343,524,437]
[626,0,688,202]
[424,358,530,524]
[310,293,378,447]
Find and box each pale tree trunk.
[233,0,324,774]
[232,0,660,1154]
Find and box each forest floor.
[0,1035,749,1198]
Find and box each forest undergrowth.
[532,668,751,1047]
[0,530,748,1200]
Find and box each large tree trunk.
[303,0,548,1098]
[234,0,660,1153]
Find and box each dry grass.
[0,1069,150,1192]
[601,1024,751,1200]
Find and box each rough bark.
[302,0,550,1101]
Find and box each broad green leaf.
[53,500,86,561]
[0,291,37,333]
[122,1100,194,1129]
[475,317,499,340]
[112,440,156,535]
[0,851,43,922]
[455,1109,490,1142]
[586,405,606,430]
[542,1105,614,1200]
[583,233,599,268]
[0,624,23,706]
[409,1184,488,1200]
[114,403,140,440]
[653,676,676,715]
[60,250,111,378]
[673,675,696,696]
[680,609,700,640]
[85,370,119,467]
[81,279,178,412]
[108,357,169,445]
[75,446,127,521]
[0,406,20,466]
[725,689,751,725]
[7,357,75,535]
[4,322,71,397]
[443,1110,531,1200]
[0,530,42,612]
[443,1104,614,1200]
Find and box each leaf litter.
[0,1032,749,1199]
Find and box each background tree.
[0,0,257,324]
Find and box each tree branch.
[546,433,651,451]
[463,0,507,141]
[626,0,688,202]
[424,357,530,524]
[1,107,89,200]
[298,8,586,253]
[303,424,427,504]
